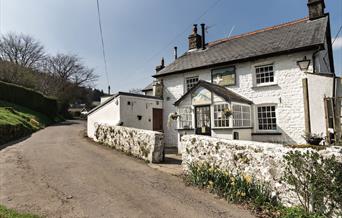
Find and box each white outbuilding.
[87,92,163,139]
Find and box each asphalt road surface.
[0,120,254,218]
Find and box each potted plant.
[302,132,324,145]
[223,108,233,118]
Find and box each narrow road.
[0,121,254,218]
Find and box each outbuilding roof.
[174,80,253,106]
[87,92,162,115]
[154,16,328,77]
[142,82,153,91]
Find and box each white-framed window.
[178,107,192,129]
[233,104,251,127]
[257,105,277,130]
[255,64,274,85]
[185,76,199,91]
[213,103,230,127]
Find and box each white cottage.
[147,0,340,150]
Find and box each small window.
[214,104,230,127]
[255,65,274,85]
[257,105,277,130]
[233,104,251,127]
[212,66,236,86]
[178,107,192,129]
[185,76,199,91]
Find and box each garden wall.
[181,135,342,206]
[94,124,164,163]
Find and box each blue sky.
[1,0,341,92]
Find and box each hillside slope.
[0,100,59,145]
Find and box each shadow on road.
[0,135,31,150]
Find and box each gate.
[324,97,342,144]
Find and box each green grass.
[0,100,53,127]
[0,100,63,145]
[0,205,40,218]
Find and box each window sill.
[212,127,253,130]
[252,132,282,136]
[176,128,195,131]
[252,83,279,89]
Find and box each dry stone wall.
[181,135,342,206]
[94,124,164,163]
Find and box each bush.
[283,150,342,217]
[0,80,58,117]
[185,163,278,209]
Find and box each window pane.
[255,65,274,85]
[214,104,230,127]
[257,105,277,130]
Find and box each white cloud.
[333,37,342,50]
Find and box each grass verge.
[0,205,39,218]
[0,100,63,145]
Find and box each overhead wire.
[96,0,110,89]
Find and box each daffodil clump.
[186,162,278,209]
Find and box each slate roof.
[155,16,328,77]
[142,82,153,91]
[174,80,252,106]
[87,92,162,115]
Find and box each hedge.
[0,80,58,117]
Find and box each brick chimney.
[308,0,325,20]
[188,24,202,50]
[155,57,165,73]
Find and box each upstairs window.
[213,104,230,127]
[233,104,251,127]
[185,76,199,91]
[255,65,274,85]
[212,66,236,86]
[178,107,192,129]
[257,105,277,130]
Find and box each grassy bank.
[0,100,62,145]
[0,205,39,218]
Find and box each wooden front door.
[195,105,211,136]
[153,108,163,132]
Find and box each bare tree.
[0,33,45,69]
[45,53,98,87]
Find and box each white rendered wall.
[307,74,334,136]
[161,51,319,145]
[119,95,163,131]
[87,97,121,139]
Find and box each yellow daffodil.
[244,175,253,184]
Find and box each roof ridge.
[208,17,309,47]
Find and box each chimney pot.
[200,23,206,50]
[174,46,178,60]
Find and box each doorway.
[152,108,163,132]
[195,105,211,136]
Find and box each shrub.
[185,163,278,209]
[0,80,58,117]
[283,150,342,217]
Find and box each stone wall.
[94,124,164,163]
[181,135,342,206]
